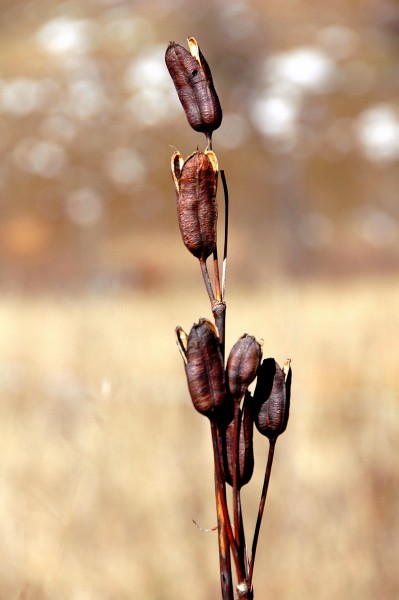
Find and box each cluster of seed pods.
[176,322,291,483]
[166,37,292,600]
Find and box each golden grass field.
[1,277,398,599]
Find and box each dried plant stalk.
[166,36,292,600]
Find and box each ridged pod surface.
[226,334,262,399]
[223,393,254,488]
[165,37,222,134]
[254,358,291,440]
[171,149,218,260]
[176,319,227,418]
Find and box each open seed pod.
[226,334,262,400]
[165,37,222,137]
[171,149,218,261]
[176,319,227,418]
[254,358,291,440]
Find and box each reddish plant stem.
[211,422,242,569]
[199,257,215,304]
[213,249,222,302]
[211,421,233,600]
[211,420,246,598]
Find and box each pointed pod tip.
[187,36,200,62]
[170,150,183,191]
[204,149,218,172]
[283,358,291,381]
[175,326,188,362]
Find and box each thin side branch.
[221,170,229,301]
[248,438,277,588]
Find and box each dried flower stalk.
[166,36,292,600]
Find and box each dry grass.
[0,277,398,599]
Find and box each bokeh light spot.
[355,104,399,163]
[36,18,97,55]
[13,138,67,178]
[65,188,104,227]
[105,148,146,187]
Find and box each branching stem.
[211,420,246,598]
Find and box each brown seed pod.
[176,319,227,418]
[226,334,262,400]
[165,37,222,136]
[223,392,254,488]
[171,149,218,260]
[254,358,291,440]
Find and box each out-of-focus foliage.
[0,0,398,291]
[1,282,398,599]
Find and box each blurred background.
[0,0,398,598]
